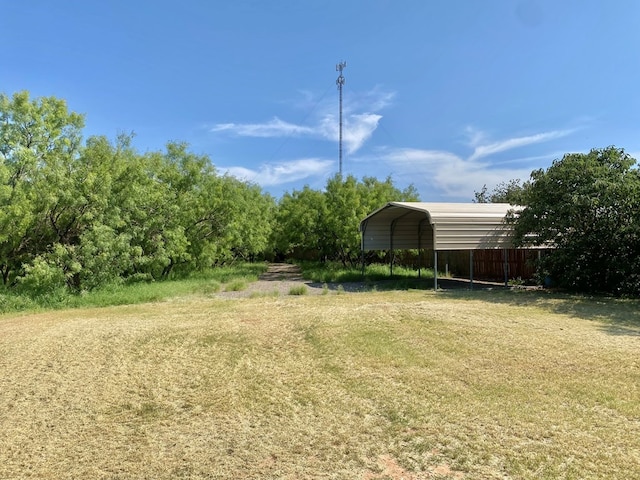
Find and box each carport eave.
[361,202,521,252]
[360,203,433,251]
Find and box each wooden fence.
[395,249,541,282]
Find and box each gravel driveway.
[216,263,369,299]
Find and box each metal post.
[389,219,394,278]
[417,221,422,279]
[434,250,438,290]
[445,252,449,277]
[360,226,365,279]
[469,250,474,290]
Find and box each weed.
[225,279,248,292]
[199,281,222,295]
[288,285,308,296]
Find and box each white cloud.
[211,87,394,155]
[344,114,383,154]
[221,157,334,187]
[318,112,382,154]
[351,86,396,112]
[211,117,314,137]
[467,129,574,162]
[380,128,574,199]
[383,146,535,199]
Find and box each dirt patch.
[217,263,369,298]
[257,263,305,281]
[363,454,465,479]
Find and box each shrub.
[15,256,67,296]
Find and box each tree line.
[4,91,640,296]
[0,91,417,294]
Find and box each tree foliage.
[513,146,640,295]
[0,90,417,296]
[0,91,275,292]
[473,179,528,204]
[273,174,419,266]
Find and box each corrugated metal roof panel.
[361,202,521,251]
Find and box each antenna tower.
[336,61,347,175]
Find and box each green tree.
[0,91,84,285]
[274,174,419,265]
[513,146,640,295]
[216,177,275,262]
[1,91,277,292]
[473,179,528,204]
[272,186,328,260]
[324,174,362,266]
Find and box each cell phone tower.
[336,61,347,175]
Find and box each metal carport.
[359,202,521,289]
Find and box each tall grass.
[299,261,434,285]
[0,262,268,313]
[288,285,308,295]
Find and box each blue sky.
[3,0,640,201]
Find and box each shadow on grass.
[297,262,640,336]
[305,277,438,294]
[439,286,640,336]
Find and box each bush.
[16,256,67,296]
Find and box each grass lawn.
[0,289,638,479]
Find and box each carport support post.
[417,223,422,279]
[434,250,438,290]
[445,252,449,277]
[360,226,365,279]
[469,250,474,290]
[389,219,395,278]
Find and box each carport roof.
[360,202,521,251]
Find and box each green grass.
[0,262,267,313]
[249,290,280,299]
[288,285,308,295]
[299,260,434,284]
[224,279,249,292]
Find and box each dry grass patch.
[0,291,639,479]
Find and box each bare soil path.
[216,263,367,298]
[257,262,305,282]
